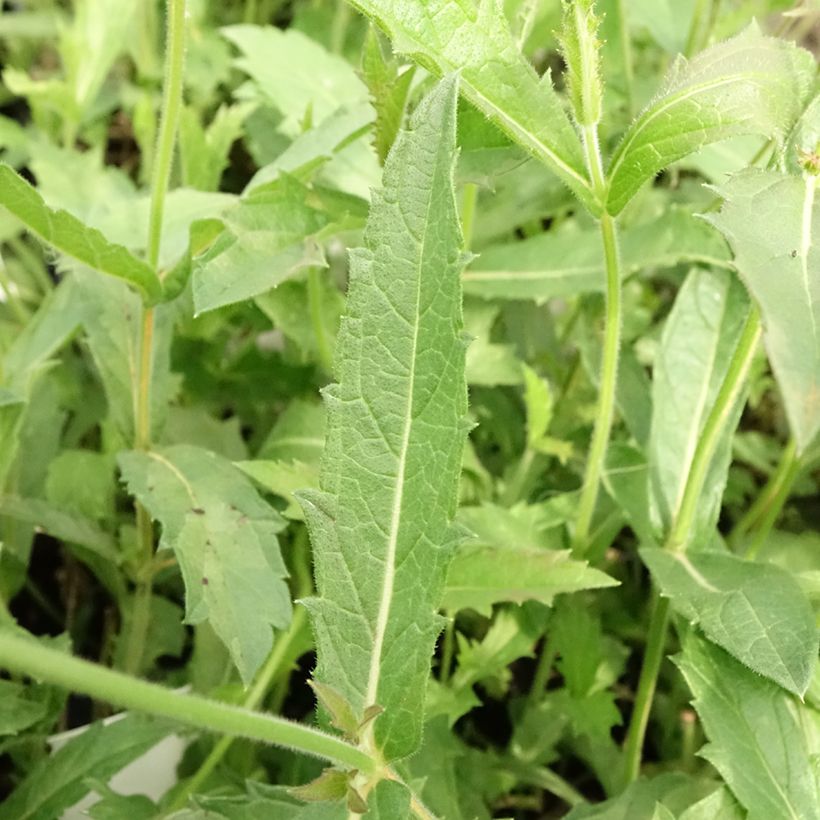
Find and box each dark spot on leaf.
[791,249,798,258]
[191,507,205,515]
[201,576,208,585]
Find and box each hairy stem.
[122,0,187,676]
[167,606,308,811]
[0,630,376,774]
[622,307,761,785]
[573,211,621,554]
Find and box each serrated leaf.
[679,786,744,820]
[223,25,369,136]
[706,169,820,454]
[118,445,290,684]
[677,634,820,820]
[360,29,414,165]
[442,545,617,616]
[236,459,318,521]
[463,209,730,303]
[642,547,817,696]
[606,26,815,214]
[0,680,48,736]
[559,0,603,126]
[299,77,468,761]
[0,164,161,302]
[0,714,172,820]
[192,176,330,315]
[648,268,751,547]
[344,0,592,208]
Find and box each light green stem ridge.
[307,267,334,374]
[167,607,308,811]
[146,0,187,272]
[573,210,621,554]
[622,306,762,785]
[0,630,376,774]
[730,436,799,554]
[122,0,187,676]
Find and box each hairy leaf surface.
[0,164,162,302]
[707,169,820,454]
[643,548,818,695]
[648,268,751,547]
[607,27,815,214]
[118,445,290,684]
[344,0,592,207]
[299,77,468,761]
[678,635,820,820]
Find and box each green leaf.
[677,634,820,820]
[258,399,326,463]
[299,77,468,761]
[0,679,48,736]
[360,29,414,165]
[606,26,815,214]
[192,176,331,314]
[0,164,162,302]
[223,25,369,136]
[463,209,730,303]
[0,494,118,563]
[706,169,820,454]
[45,449,115,523]
[362,779,411,819]
[0,714,172,820]
[237,459,318,521]
[642,548,818,696]
[679,787,744,820]
[118,445,291,684]
[442,545,617,616]
[648,268,751,547]
[344,0,592,208]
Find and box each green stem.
[684,0,712,56]
[122,0,187,676]
[330,0,351,54]
[307,267,334,373]
[621,307,761,785]
[572,212,621,555]
[0,630,376,774]
[730,436,798,551]
[167,607,308,811]
[526,632,556,712]
[744,439,800,560]
[504,759,587,808]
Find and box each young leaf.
[299,76,468,761]
[0,164,162,302]
[642,548,818,696]
[118,445,291,684]
[559,0,603,127]
[648,268,751,547]
[463,209,730,303]
[442,545,617,616]
[360,28,414,165]
[344,0,592,208]
[606,27,815,214]
[677,634,820,820]
[706,169,820,454]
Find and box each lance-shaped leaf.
[463,208,730,303]
[648,268,751,547]
[606,26,815,214]
[706,169,820,454]
[298,77,468,761]
[642,548,818,696]
[0,164,162,303]
[442,545,617,616]
[344,0,592,209]
[677,635,820,820]
[118,445,291,684]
